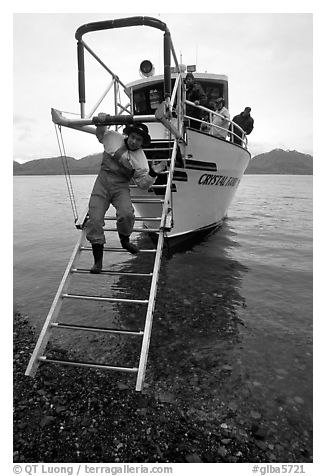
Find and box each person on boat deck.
[230,107,254,145]
[86,114,166,274]
[200,100,217,133]
[185,72,207,130]
[210,98,230,139]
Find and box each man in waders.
[86,114,166,273]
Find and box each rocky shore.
[13,308,312,464]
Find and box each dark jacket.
[232,112,254,135]
[186,82,207,105]
[186,83,207,118]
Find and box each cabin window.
[149,88,162,110]
[196,81,227,108]
[132,79,227,114]
[133,82,171,115]
[133,90,147,114]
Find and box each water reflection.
[113,221,249,407]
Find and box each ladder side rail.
[135,138,178,390]
[159,139,178,229]
[135,228,165,391]
[170,73,182,109]
[175,68,185,140]
[75,206,89,229]
[25,230,86,377]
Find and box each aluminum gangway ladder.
[25,139,178,391]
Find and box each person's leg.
[86,175,110,273]
[111,187,138,254]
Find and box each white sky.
[12,8,313,162]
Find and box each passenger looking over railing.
[200,100,216,133]
[185,72,207,130]
[230,107,254,145]
[210,98,230,139]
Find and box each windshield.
[132,79,228,115]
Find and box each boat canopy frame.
[52,15,248,148]
[75,16,180,119]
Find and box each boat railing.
[184,100,248,148]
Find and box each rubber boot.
[90,243,104,274]
[119,233,139,254]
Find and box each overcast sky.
[12,10,313,162]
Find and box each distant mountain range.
[245,149,312,175]
[13,148,312,175]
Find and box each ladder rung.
[147,159,171,162]
[103,227,160,232]
[150,140,173,144]
[129,184,167,189]
[143,147,173,152]
[131,198,164,203]
[62,293,149,304]
[80,246,157,253]
[39,356,138,373]
[51,322,144,336]
[72,268,153,277]
[104,216,161,221]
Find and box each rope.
[54,124,79,223]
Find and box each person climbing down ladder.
[86,114,167,273]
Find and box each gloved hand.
[151,161,167,174]
[97,112,109,123]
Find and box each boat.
[51,16,251,245]
[26,16,251,390]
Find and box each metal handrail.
[184,100,248,147]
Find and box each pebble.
[40,416,56,428]
[250,410,262,420]
[185,453,202,463]
[294,396,305,404]
[157,391,176,404]
[217,446,228,457]
[255,440,267,450]
[276,368,288,375]
[253,426,268,440]
[222,365,232,371]
[228,401,238,411]
[117,382,129,391]
[221,438,231,445]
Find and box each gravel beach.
[13,307,312,464]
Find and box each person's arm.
[95,112,109,143]
[198,85,207,106]
[95,126,107,143]
[246,119,254,135]
[133,161,167,191]
[222,108,230,120]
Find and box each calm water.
[13,174,313,450]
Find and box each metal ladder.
[25,139,178,391]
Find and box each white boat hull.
[131,128,251,241]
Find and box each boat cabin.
[128,73,229,115]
